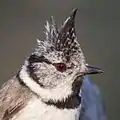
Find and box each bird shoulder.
[0,76,32,120]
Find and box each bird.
[0,9,104,120]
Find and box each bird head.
[20,9,103,102]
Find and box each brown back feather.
[0,76,32,120]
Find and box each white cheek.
[56,73,64,80]
[45,72,65,85]
[20,65,73,101]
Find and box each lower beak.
[84,65,103,75]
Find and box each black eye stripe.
[28,54,52,64]
[28,55,73,72]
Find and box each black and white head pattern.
[19,9,87,108]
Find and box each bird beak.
[84,65,103,75]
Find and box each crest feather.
[56,9,77,49]
[44,17,58,45]
[34,8,84,61]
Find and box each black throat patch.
[44,94,81,109]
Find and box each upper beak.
[84,65,104,75]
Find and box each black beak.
[85,65,103,75]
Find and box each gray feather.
[0,76,32,120]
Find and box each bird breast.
[11,96,81,120]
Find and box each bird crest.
[34,9,85,63]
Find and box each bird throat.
[43,77,82,109]
[43,93,81,109]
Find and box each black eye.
[55,63,66,72]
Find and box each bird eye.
[55,63,66,72]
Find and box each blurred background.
[0,0,119,120]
